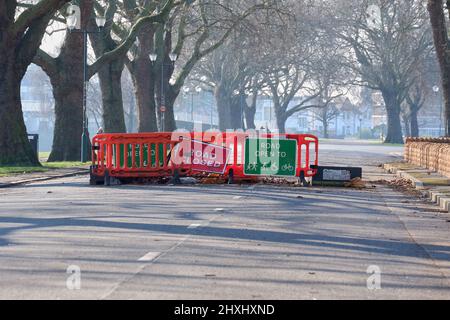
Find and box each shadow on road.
[0,211,448,261]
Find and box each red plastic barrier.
[90,131,318,184]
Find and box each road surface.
[1,140,450,299]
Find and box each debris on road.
[344,177,366,189]
[199,174,226,184]
[374,177,426,198]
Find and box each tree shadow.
[0,215,449,261]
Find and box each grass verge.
[0,162,88,177]
[0,166,48,177]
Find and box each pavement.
[384,162,450,214]
[1,140,450,299]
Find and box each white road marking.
[138,252,161,262]
[233,196,242,199]
[188,223,202,229]
[102,191,244,299]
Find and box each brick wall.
[405,138,450,178]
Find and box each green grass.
[0,161,88,177]
[319,138,404,146]
[39,152,50,160]
[381,143,405,147]
[0,166,48,177]
[43,161,86,169]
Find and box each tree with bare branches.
[335,0,433,143]
[34,0,177,161]
[0,0,72,165]
[427,0,450,136]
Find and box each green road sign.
[244,138,297,176]
[113,143,165,168]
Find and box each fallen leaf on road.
[344,177,366,189]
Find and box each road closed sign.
[173,140,230,174]
[244,138,297,176]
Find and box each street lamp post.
[433,85,443,136]
[149,52,178,132]
[66,13,106,163]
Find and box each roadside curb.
[0,169,89,188]
[429,190,450,212]
[383,163,450,214]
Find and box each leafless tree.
[259,1,349,133]
[190,24,268,130]
[335,0,433,143]
[34,0,178,160]
[0,0,72,165]
[405,79,427,137]
[427,0,450,136]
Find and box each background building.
[21,66,446,153]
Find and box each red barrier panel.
[90,131,318,185]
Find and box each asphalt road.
[1,141,450,299]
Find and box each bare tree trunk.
[89,7,127,134]
[276,111,286,134]
[0,60,39,165]
[164,87,179,132]
[410,110,419,137]
[134,78,158,132]
[230,95,243,130]
[130,63,158,132]
[128,26,158,133]
[46,33,85,161]
[428,0,450,136]
[382,90,404,144]
[91,42,127,133]
[403,114,411,137]
[230,103,242,130]
[385,109,403,143]
[96,61,127,133]
[244,106,256,129]
[35,0,94,161]
[0,1,68,165]
[244,91,257,130]
[322,118,329,138]
[48,75,84,161]
[215,86,232,131]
